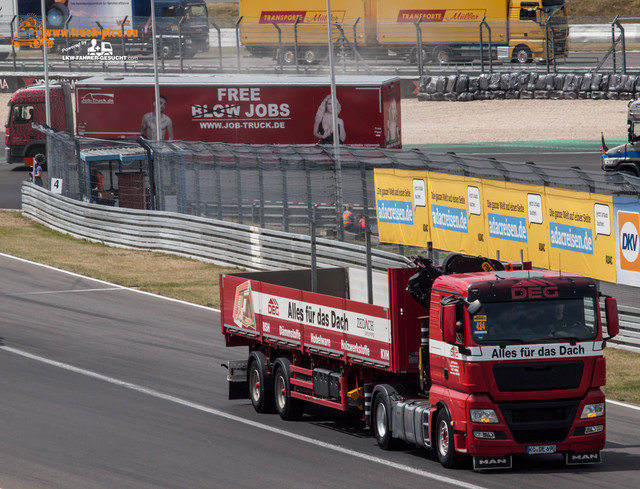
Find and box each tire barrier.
[418,72,640,102]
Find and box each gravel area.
[401,98,629,145]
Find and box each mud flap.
[473,455,512,470]
[566,451,601,465]
[224,360,248,400]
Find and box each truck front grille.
[499,400,580,444]
[492,361,583,392]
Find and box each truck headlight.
[470,409,499,423]
[581,403,605,419]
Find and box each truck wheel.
[433,45,452,64]
[248,354,273,413]
[436,409,465,468]
[161,43,174,59]
[372,391,401,450]
[512,45,532,64]
[619,164,640,177]
[273,358,304,420]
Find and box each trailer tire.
[372,390,401,450]
[435,408,465,469]
[302,48,321,64]
[433,45,453,64]
[273,358,304,420]
[248,352,273,413]
[512,45,532,64]
[280,48,297,65]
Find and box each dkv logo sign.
[619,211,640,271]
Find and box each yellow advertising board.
[373,169,617,282]
[374,168,430,247]
[481,180,549,268]
[544,188,615,282]
[427,172,486,257]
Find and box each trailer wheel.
[512,45,532,64]
[432,45,453,64]
[280,48,297,65]
[435,409,465,468]
[248,353,273,413]
[302,48,321,64]
[273,358,304,420]
[410,47,428,64]
[372,391,401,450]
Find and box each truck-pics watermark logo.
[13,14,138,63]
[12,14,54,49]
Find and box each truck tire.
[161,43,175,59]
[619,164,640,177]
[372,390,401,450]
[248,352,273,413]
[433,45,453,64]
[435,408,465,468]
[512,45,532,64]
[273,358,304,420]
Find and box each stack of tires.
[418,72,640,101]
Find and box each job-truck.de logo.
[619,211,640,272]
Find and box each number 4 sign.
[50,178,63,194]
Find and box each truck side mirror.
[442,304,457,343]
[604,297,619,338]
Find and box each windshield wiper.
[490,338,526,346]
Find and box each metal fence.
[4,14,640,76]
[20,183,640,354]
[47,131,640,248]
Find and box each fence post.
[235,16,243,72]
[414,15,424,76]
[272,22,283,71]
[211,20,224,72]
[294,16,301,73]
[281,162,289,232]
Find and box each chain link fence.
[46,131,640,252]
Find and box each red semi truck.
[220,254,620,470]
[5,75,402,166]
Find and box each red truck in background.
[5,75,402,167]
[220,254,620,470]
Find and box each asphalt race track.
[0,253,639,488]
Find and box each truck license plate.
[526,445,556,454]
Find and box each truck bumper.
[465,390,606,460]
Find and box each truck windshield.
[471,297,598,345]
[187,5,207,17]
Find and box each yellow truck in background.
[238,0,568,64]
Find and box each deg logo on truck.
[618,211,640,272]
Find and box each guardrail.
[21,183,639,353]
[21,183,408,274]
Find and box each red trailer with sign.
[5,75,402,167]
[220,254,621,470]
[74,75,401,147]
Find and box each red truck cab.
[426,269,618,469]
[5,83,73,167]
